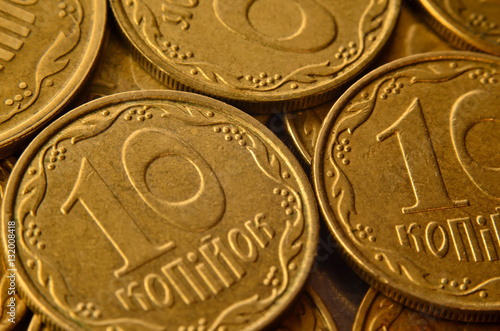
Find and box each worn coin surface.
[284,1,454,167]
[314,52,500,321]
[0,158,27,330]
[3,91,318,330]
[109,0,400,113]
[415,0,500,55]
[353,288,500,331]
[0,0,106,157]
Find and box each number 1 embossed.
[61,157,174,278]
[376,98,469,214]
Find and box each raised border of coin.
[108,0,401,113]
[414,0,500,56]
[3,90,319,331]
[313,51,500,322]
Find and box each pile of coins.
[0,0,499,330]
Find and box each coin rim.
[313,50,500,322]
[108,0,401,113]
[0,0,107,158]
[415,0,500,56]
[352,287,378,331]
[2,90,319,331]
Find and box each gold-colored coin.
[85,31,270,125]
[415,0,500,55]
[0,0,106,157]
[87,32,168,101]
[284,1,455,166]
[313,52,500,321]
[3,91,318,330]
[1,157,27,330]
[109,0,401,113]
[26,314,51,331]
[277,286,338,331]
[353,288,500,330]
[306,230,369,331]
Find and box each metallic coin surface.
[307,228,369,331]
[3,91,318,330]
[313,52,500,322]
[1,157,27,330]
[88,32,167,101]
[0,0,106,157]
[277,286,338,331]
[109,0,400,112]
[26,314,51,331]
[85,31,270,124]
[353,288,500,331]
[416,0,500,55]
[284,2,454,167]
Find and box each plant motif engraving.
[326,61,500,296]
[441,0,500,40]
[16,103,306,330]
[0,0,83,124]
[126,0,391,91]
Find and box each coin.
[307,228,369,331]
[109,0,401,113]
[0,157,27,330]
[88,31,168,101]
[313,52,500,321]
[353,288,500,330]
[3,90,318,330]
[85,31,270,125]
[26,314,50,331]
[415,0,500,55]
[277,286,338,331]
[0,0,106,157]
[284,2,455,167]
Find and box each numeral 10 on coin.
[377,92,499,214]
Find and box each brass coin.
[284,102,331,167]
[1,157,27,330]
[109,0,401,113]
[26,314,51,331]
[0,0,106,157]
[313,52,500,321]
[284,2,455,167]
[415,0,500,55]
[353,288,500,331]
[85,31,270,124]
[3,91,318,330]
[88,32,168,101]
[277,286,338,331]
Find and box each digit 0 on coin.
[109,0,400,112]
[2,91,318,330]
[313,52,500,321]
[0,0,106,157]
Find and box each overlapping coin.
[2,90,318,330]
[314,52,500,321]
[353,288,500,331]
[284,1,455,167]
[109,0,401,112]
[0,0,106,157]
[415,0,500,55]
